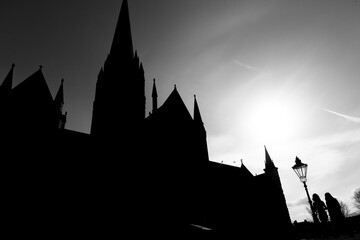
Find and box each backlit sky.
[1,0,359,222]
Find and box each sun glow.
[243,95,301,144]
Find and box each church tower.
[91,0,145,137]
[257,146,293,238]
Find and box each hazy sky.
[1,0,359,222]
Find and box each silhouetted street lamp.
[292,157,319,224]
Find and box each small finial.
[194,94,196,99]
[153,78,155,83]
[39,65,43,70]
[61,78,64,84]
[241,159,243,165]
[174,84,177,89]
[11,63,15,69]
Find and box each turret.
[54,79,66,129]
[152,79,158,113]
[264,146,278,176]
[193,95,204,125]
[193,94,209,161]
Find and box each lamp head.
[292,156,308,183]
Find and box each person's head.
[312,193,320,201]
[325,192,334,201]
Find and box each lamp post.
[292,157,319,224]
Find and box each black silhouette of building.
[1,0,294,238]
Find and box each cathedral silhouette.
[2,0,294,238]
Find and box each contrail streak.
[234,60,260,72]
[324,108,360,124]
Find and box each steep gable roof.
[11,67,54,111]
[148,86,193,122]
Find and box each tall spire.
[91,0,145,137]
[193,95,203,124]
[110,0,134,59]
[152,78,158,113]
[0,63,15,92]
[264,146,276,170]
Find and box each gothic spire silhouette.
[110,0,134,60]
[91,0,145,136]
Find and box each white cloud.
[287,197,309,208]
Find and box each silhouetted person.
[325,192,344,222]
[325,192,346,237]
[313,193,328,223]
[313,193,329,237]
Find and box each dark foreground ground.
[305,232,359,240]
[292,215,360,240]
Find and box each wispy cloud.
[324,108,360,124]
[233,60,260,72]
[287,197,309,208]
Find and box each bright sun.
[243,96,300,144]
